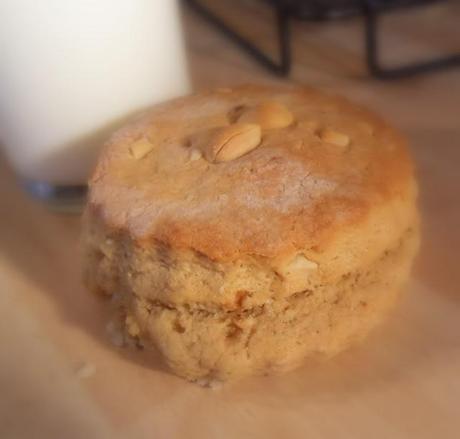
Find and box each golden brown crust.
[88,85,415,262]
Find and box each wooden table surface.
[1,2,459,438]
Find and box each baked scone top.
[88,85,415,261]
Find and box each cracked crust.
[86,84,415,262]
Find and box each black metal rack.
[186,0,460,79]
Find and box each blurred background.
[0,1,459,438]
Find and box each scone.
[82,85,419,383]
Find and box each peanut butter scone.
[82,85,419,383]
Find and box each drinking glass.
[0,0,190,210]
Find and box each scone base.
[90,227,419,383]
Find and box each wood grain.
[1,1,460,438]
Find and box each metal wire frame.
[186,0,460,79]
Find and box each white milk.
[0,0,190,185]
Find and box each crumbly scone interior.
[84,218,419,382]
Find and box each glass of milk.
[0,0,190,210]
